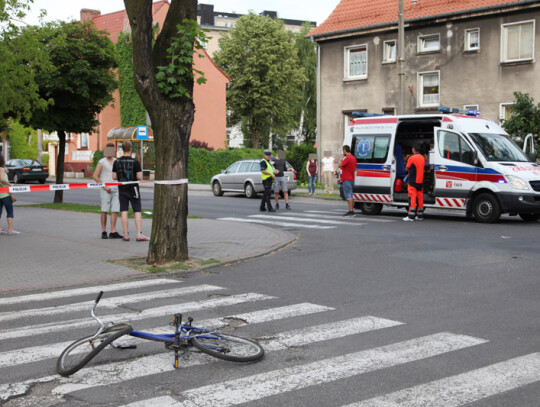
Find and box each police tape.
[0,179,188,194]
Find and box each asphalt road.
[3,187,540,405]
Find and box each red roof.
[91,0,169,43]
[309,0,526,38]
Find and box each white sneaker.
[403,216,414,222]
[415,216,424,221]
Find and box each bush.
[92,150,104,171]
[42,153,49,166]
[284,144,316,184]
[9,122,37,159]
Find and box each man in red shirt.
[404,143,425,221]
[339,145,357,216]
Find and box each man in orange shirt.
[404,144,425,221]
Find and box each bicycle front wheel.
[191,333,264,362]
[56,324,132,377]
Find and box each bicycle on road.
[57,291,265,377]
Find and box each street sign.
[137,125,148,140]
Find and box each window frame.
[499,102,515,121]
[418,33,441,53]
[351,133,391,164]
[382,40,396,63]
[437,130,476,165]
[464,28,480,51]
[418,71,441,108]
[500,20,535,63]
[344,44,368,80]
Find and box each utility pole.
[397,0,406,115]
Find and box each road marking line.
[0,279,180,306]
[347,353,540,406]
[218,217,335,229]
[0,293,274,341]
[305,210,394,222]
[250,214,365,226]
[124,333,487,407]
[50,316,404,398]
[0,303,333,369]
[0,285,225,323]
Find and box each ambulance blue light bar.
[438,107,480,117]
[351,112,388,118]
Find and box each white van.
[342,110,540,223]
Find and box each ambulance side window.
[437,131,475,165]
[352,134,391,164]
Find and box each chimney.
[198,4,215,26]
[80,9,101,23]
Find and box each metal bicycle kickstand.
[172,313,182,369]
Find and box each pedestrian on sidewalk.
[404,143,425,222]
[260,150,278,212]
[339,145,356,216]
[0,155,19,235]
[321,151,336,194]
[306,155,318,195]
[112,141,149,241]
[93,143,122,239]
[273,150,294,210]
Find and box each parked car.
[5,159,48,184]
[211,159,297,198]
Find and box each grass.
[110,257,220,274]
[23,203,201,219]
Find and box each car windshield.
[18,159,37,166]
[468,133,528,162]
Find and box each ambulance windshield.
[468,133,528,162]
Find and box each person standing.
[321,151,336,194]
[0,155,19,234]
[404,143,425,222]
[338,145,357,216]
[93,143,122,239]
[260,150,277,212]
[273,151,294,210]
[112,141,148,241]
[306,157,318,195]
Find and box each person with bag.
[306,156,318,195]
[0,155,20,235]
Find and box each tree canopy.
[501,92,540,150]
[214,13,306,148]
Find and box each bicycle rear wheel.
[191,333,264,362]
[56,324,132,377]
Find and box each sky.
[23,0,340,27]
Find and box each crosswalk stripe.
[125,332,487,407]
[0,278,179,306]
[50,316,404,398]
[218,217,335,229]
[0,285,225,323]
[305,210,394,222]
[250,214,365,226]
[0,303,332,369]
[346,353,540,407]
[0,293,274,341]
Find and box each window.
[465,28,480,51]
[238,162,251,172]
[352,134,391,164]
[464,104,480,115]
[250,162,261,173]
[418,34,440,53]
[418,71,440,107]
[501,21,535,62]
[499,103,515,121]
[382,107,395,115]
[437,130,475,165]
[225,161,241,173]
[78,133,89,149]
[383,40,396,63]
[345,45,368,79]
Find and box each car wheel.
[39,178,46,184]
[245,183,257,199]
[13,174,23,184]
[212,181,223,196]
[473,193,501,223]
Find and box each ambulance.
[342,108,540,223]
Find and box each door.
[233,161,252,191]
[350,133,393,201]
[433,128,478,208]
[221,161,241,190]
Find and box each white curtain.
[422,73,439,105]
[349,47,367,77]
[505,22,533,61]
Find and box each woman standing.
[0,156,19,235]
[306,157,318,195]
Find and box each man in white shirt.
[321,151,336,194]
[93,143,122,239]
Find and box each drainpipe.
[398,0,406,114]
[312,36,322,183]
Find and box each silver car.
[211,159,297,198]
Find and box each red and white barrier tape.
[0,179,188,194]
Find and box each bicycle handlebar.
[95,291,104,304]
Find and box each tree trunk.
[252,127,260,149]
[54,130,66,203]
[124,0,197,264]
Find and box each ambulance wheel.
[519,213,540,222]
[473,193,501,223]
[359,202,383,216]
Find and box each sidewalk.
[0,196,295,294]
